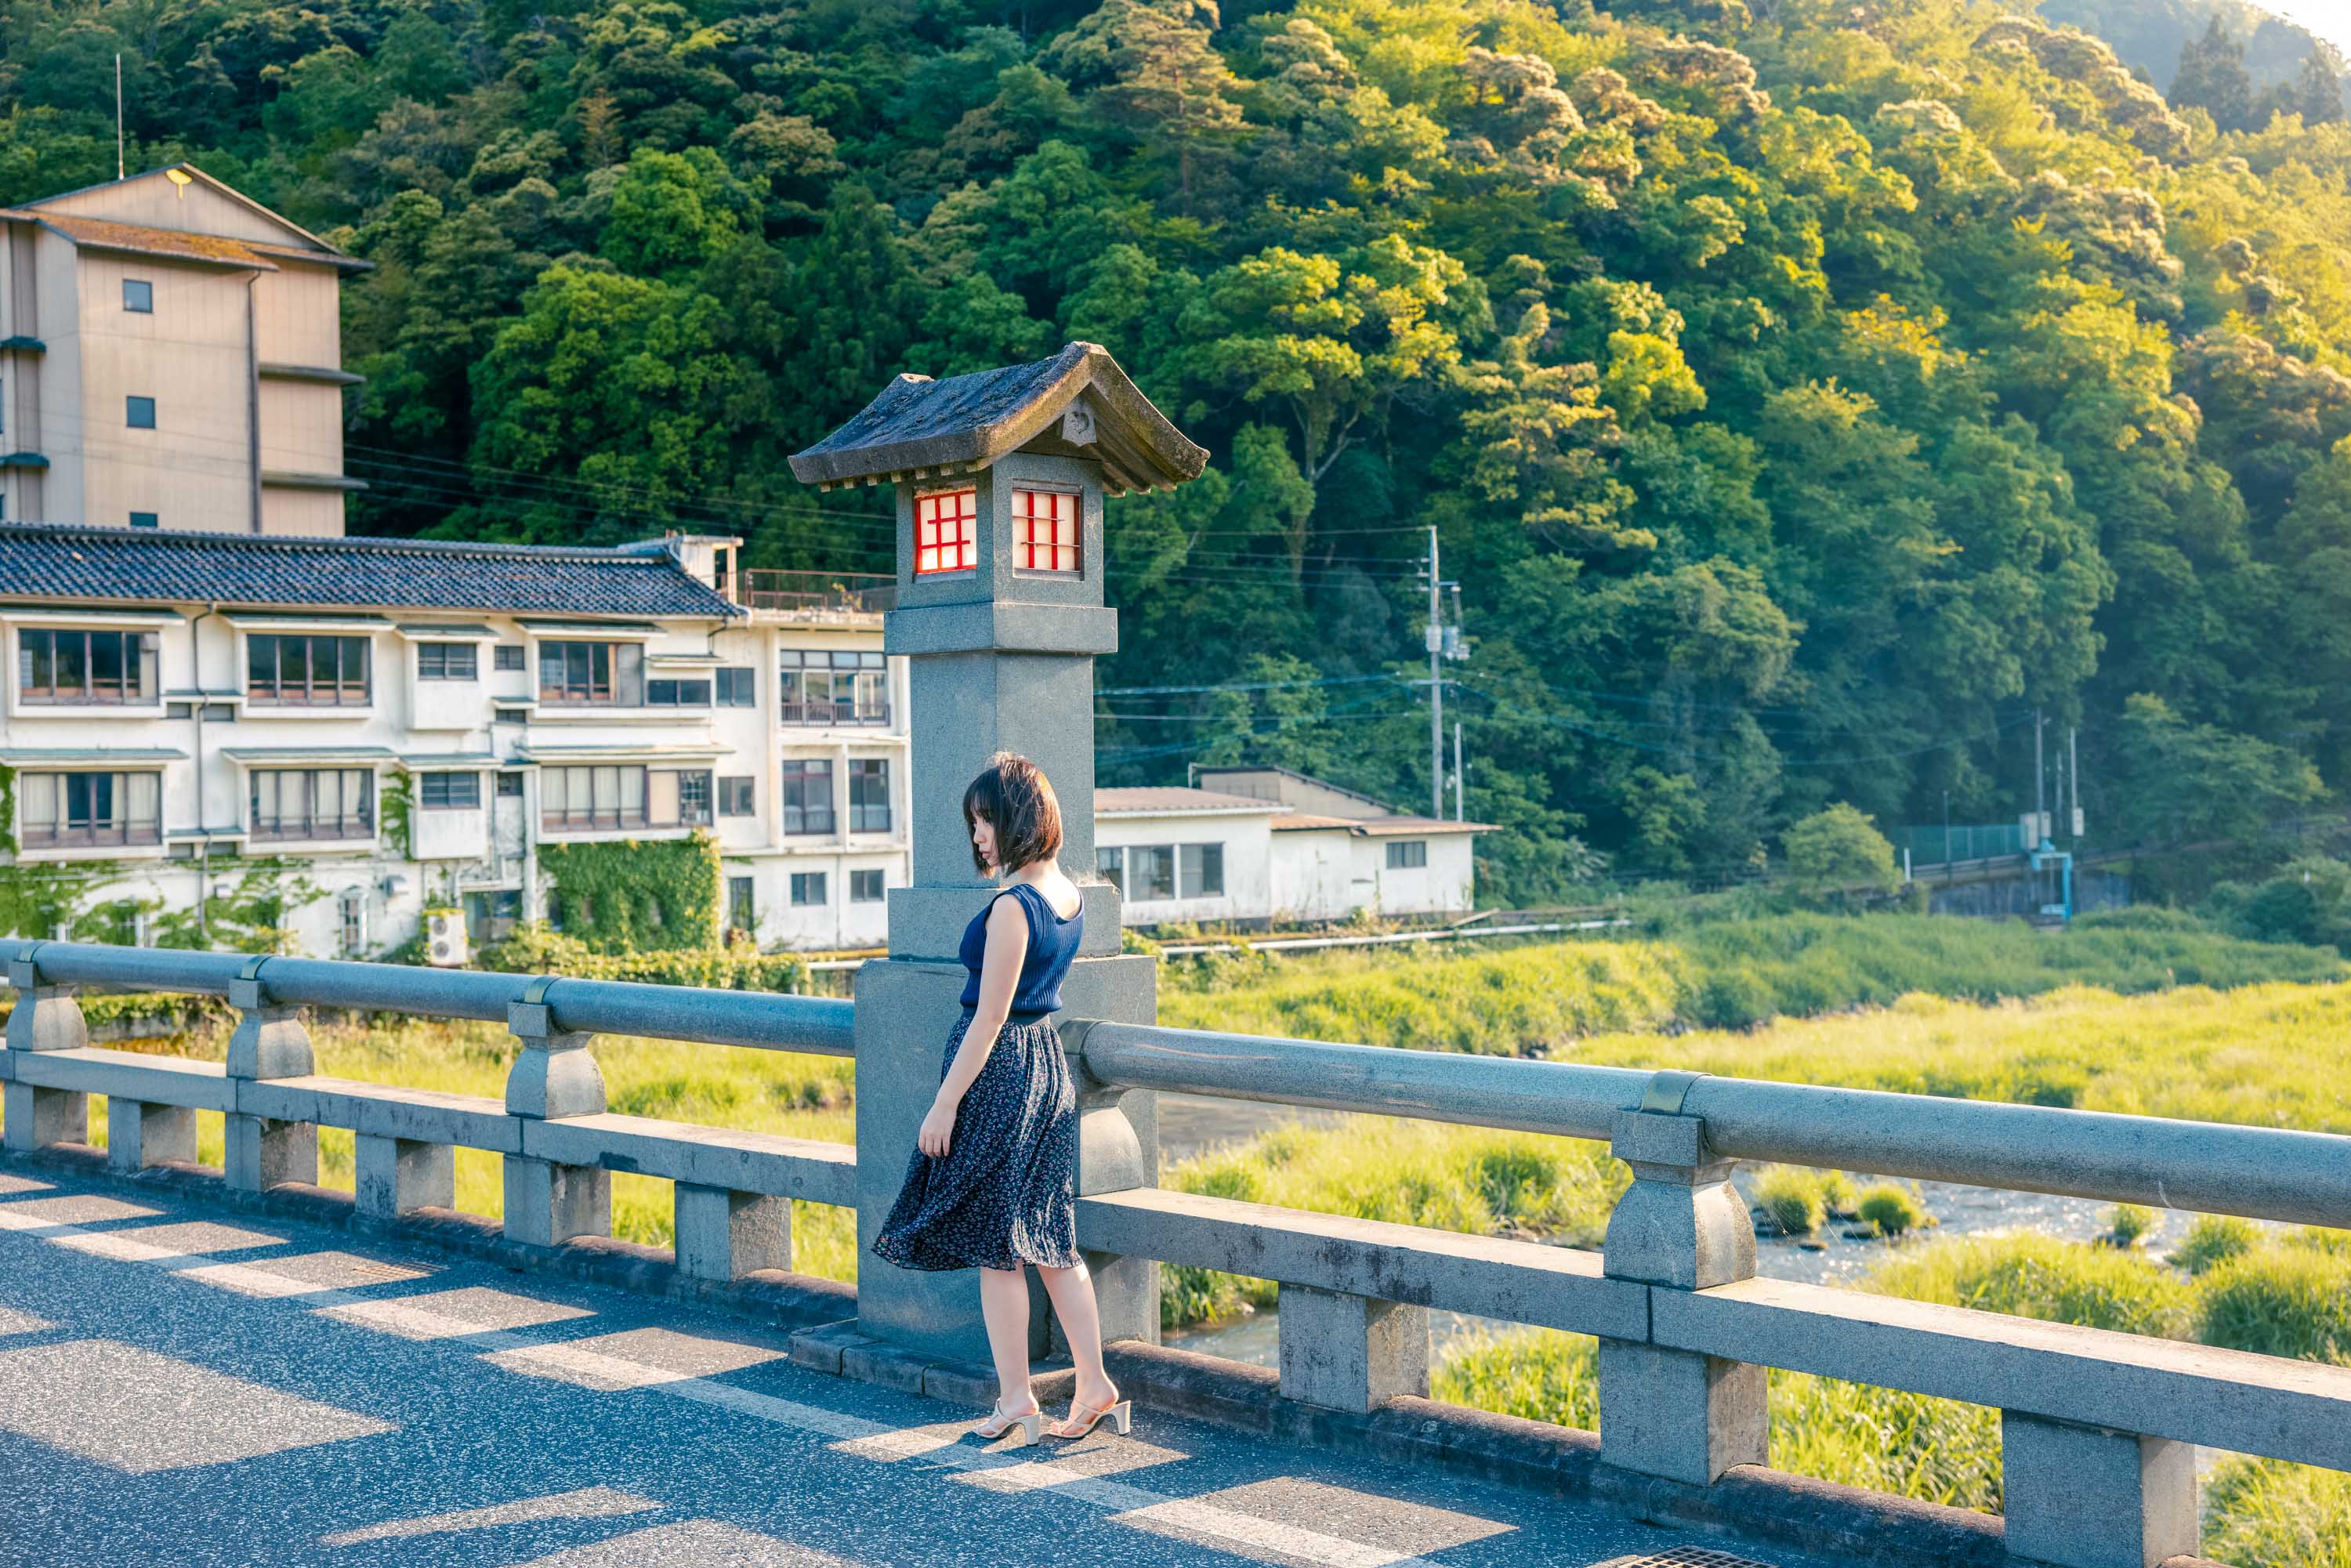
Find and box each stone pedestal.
[224,969,317,1191]
[4,957,90,1154]
[502,988,608,1249]
[2002,1413,2198,1568]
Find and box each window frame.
[122,278,154,313]
[246,633,372,707]
[537,640,644,706]
[1386,839,1429,870]
[727,875,757,932]
[847,758,892,833]
[125,395,156,429]
[781,759,835,835]
[1179,842,1224,898]
[417,771,482,810]
[18,770,163,849]
[129,511,158,530]
[1096,845,1125,893]
[415,642,479,682]
[494,644,527,672]
[17,628,160,705]
[1128,844,1176,901]
[778,650,889,726]
[647,676,713,708]
[790,871,829,907]
[914,487,977,576]
[248,767,376,843]
[716,667,756,707]
[717,776,756,817]
[1011,486,1082,575]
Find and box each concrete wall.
[1096,808,1278,924]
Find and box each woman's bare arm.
[919,893,1029,1155]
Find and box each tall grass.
[1155,911,2343,1052]
[1568,982,2351,1133]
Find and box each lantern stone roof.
[788,342,1208,497]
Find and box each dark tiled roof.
[0,208,278,270]
[789,342,1208,496]
[0,523,738,620]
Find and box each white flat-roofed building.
[1,165,368,537]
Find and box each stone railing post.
[1276,1284,1429,1413]
[1597,1070,1767,1485]
[1060,1020,1164,1353]
[225,955,318,1190]
[2001,1414,2197,1568]
[4,944,92,1153]
[355,1135,455,1222]
[673,1185,790,1281]
[502,976,609,1248]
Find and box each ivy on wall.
[0,844,321,954]
[538,831,721,953]
[0,765,16,856]
[380,771,415,860]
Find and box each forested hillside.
[7,0,2351,902]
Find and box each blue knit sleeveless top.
[958,881,1083,1018]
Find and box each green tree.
[1782,804,1901,900]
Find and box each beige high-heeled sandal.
[973,1400,1045,1446]
[1045,1392,1131,1440]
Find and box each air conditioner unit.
[423,907,469,969]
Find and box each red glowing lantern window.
[914,487,976,575]
[1012,487,1081,574]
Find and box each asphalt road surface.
[0,1164,1827,1568]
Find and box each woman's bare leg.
[977,1265,1038,1413]
[1036,1259,1118,1407]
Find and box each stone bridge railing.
[5,937,2350,1568]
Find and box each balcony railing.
[740,570,896,614]
[778,699,891,727]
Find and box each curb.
[2,1145,2147,1568]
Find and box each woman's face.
[971,812,999,873]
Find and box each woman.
[871,751,1128,1446]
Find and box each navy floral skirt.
[871,1011,1081,1273]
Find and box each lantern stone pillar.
[794,343,1208,1368]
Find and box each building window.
[494,707,529,726]
[728,876,757,932]
[494,644,526,672]
[850,867,886,903]
[496,771,524,798]
[339,889,368,955]
[779,650,888,726]
[915,487,976,575]
[542,765,647,831]
[647,677,712,707]
[247,634,371,705]
[129,511,158,529]
[1012,487,1081,574]
[1386,839,1428,869]
[1180,842,1224,898]
[250,768,374,842]
[1128,845,1176,901]
[716,667,755,707]
[848,759,892,833]
[18,628,158,704]
[123,279,154,313]
[1096,846,1124,893]
[791,871,828,907]
[416,642,478,680]
[538,641,643,705]
[673,770,712,825]
[718,776,755,817]
[126,396,156,429]
[418,772,481,809]
[19,771,161,849]
[782,759,835,835]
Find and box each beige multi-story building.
[0,164,363,536]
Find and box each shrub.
[1866,1233,2199,1338]
[1856,1183,1929,1238]
[474,923,810,991]
[2105,1204,2157,1248]
[1782,804,1901,901]
[2171,1214,2260,1276]
[1690,964,1775,1030]
[2197,1246,2351,1364]
[1818,1169,1857,1219]
[1753,1167,1827,1237]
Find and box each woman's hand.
[918,1098,958,1159]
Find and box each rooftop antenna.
[115,54,125,180]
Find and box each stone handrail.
[4,938,2348,1568]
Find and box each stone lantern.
[791,342,1208,1365]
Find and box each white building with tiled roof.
[1096,772,1492,926]
[0,164,364,537]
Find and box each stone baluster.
[2001,1414,2197,1568]
[673,1185,791,1281]
[225,955,318,1190]
[4,944,91,1153]
[1275,1284,1429,1413]
[1596,1070,1768,1485]
[355,1135,455,1222]
[502,976,609,1248]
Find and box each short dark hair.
[962,752,1063,875]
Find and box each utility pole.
[1453,720,1464,822]
[115,56,125,181]
[2070,725,2081,848]
[1426,525,1443,817]
[2034,708,2046,843]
